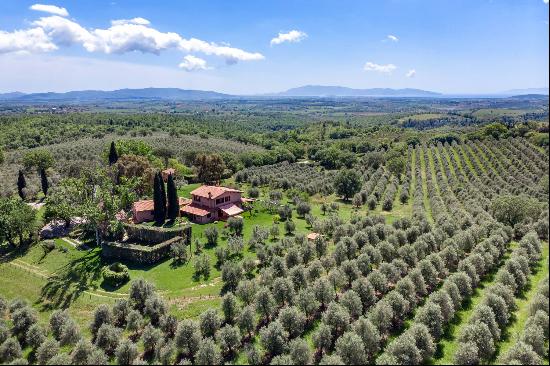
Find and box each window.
[194,195,201,202]
[225,196,230,202]
[207,213,211,218]
[216,198,223,204]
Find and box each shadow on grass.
[37,249,105,310]
[0,241,33,264]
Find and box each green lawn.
[0,177,414,330]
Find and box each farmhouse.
[181,185,246,223]
[131,185,253,224]
[132,197,191,224]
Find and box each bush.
[36,339,59,365]
[115,339,139,365]
[454,342,480,365]
[102,262,130,287]
[94,324,122,355]
[0,338,22,364]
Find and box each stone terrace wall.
[123,223,191,245]
[101,236,185,264]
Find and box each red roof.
[307,232,321,240]
[181,204,211,217]
[219,203,244,216]
[133,197,191,213]
[133,200,154,212]
[191,185,242,199]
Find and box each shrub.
[102,262,130,287]
[94,324,122,355]
[170,240,189,264]
[195,338,222,365]
[36,339,59,365]
[204,226,219,246]
[335,331,368,364]
[25,323,46,349]
[0,338,22,364]
[454,342,480,365]
[260,320,288,357]
[115,339,139,365]
[458,322,495,361]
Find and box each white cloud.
[0,27,57,54]
[111,17,151,26]
[544,0,549,4]
[178,55,210,71]
[270,30,307,45]
[29,4,69,17]
[406,69,416,78]
[363,62,396,73]
[0,9,264,65]
[179,38,264,63]
[387,35,399,42]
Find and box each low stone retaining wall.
[123,223,191,245]
[101,236,185,264]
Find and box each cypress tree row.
[108,141,119,166]
[153,173,166,225]
[159,173,167,219]
[166,174,179,222]
[17,170,26,200]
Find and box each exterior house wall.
[187,187,244,224]
[133,209,154,224]
[192,192,242,209]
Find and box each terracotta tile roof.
[190,185,242,199]
[133,200,154,212]
[133,198,191,212]
[219,203,244,216]
[179,197,191,206]
[307,232,321,240]
[181,204,211,216]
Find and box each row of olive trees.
[499,275,549,364]
[452,231,543,365]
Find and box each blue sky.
[0,0,548,94]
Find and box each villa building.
[131,185,252,224]
[181,185,246,223]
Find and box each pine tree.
[153,174,164,225]
[108,142,118,166]
[166,174,179,222]
[17,170,26,200]
[40,168,49,196]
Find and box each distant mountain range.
[274,85,442,97]
[503,88,549,96]
[0,86,547,102]
[0,88,231,102]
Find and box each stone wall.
[123,223,191,245]
[101,236,185,264]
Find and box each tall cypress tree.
[153,173,164,225]
[159,172,167,221]
[108,141,119,166]
[40,168,49,196]
[166,174,179,222]
[17,170,26,200]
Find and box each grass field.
[0,173,412,332]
